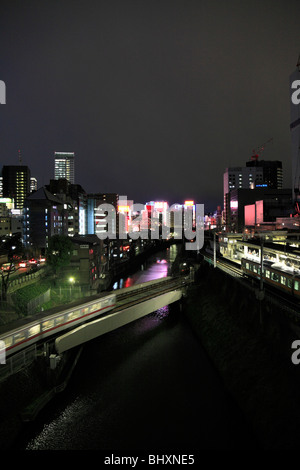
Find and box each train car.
[241,257,300,299]
[0,292,116,358]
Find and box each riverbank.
[0,345,83,450]
[184,261,300,450]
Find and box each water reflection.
[112,246,178,290]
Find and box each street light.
[69,276,75,299]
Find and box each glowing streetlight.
[69,276,75,299]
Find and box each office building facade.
[54,152,75,184]
[228,188,293,232]
[224,160,283,230]
[23,187,65,250]
[246,159,283,189]
[2,165,31,209]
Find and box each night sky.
[1,0,300,211]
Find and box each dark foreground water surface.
[15,247,259,450]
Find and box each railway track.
[114,277,190,311]
[204,252,300,317]
[203,254,243,277]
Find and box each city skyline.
[1,1,300,211]
[2,2,300,453]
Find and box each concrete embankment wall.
[184,261,300,450]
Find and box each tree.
[0,234,25,301]
[46,235,74,279]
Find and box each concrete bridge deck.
[0,276,192,364]
[54,277,189,355]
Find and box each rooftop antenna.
[18,149,22,164]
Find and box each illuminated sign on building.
[184,200,194,207]
[118,205,131,212]
[154,201,168,210]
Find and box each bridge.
[54,276,190,356]
[0,275,193,378]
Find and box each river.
[14,245,259,450]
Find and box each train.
[0,292,116,358]
[241,257,300,299]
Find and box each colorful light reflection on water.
[112,248,174,290]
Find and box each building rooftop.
[26,186,63,204]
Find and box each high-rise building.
[223,159,283,230]
[23,187,65,249]
[54,152,75,184]
[290,56,300,202]
[223,166,263,228]
[246,159,283,189]
[2,165,31,209]
[46,178,87,236]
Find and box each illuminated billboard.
[154,201,168,211]
[118,205,130,213]
[184,200,194,207]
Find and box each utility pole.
[213,231,216,268]
[260,236,264,293]
[258,236,265,325]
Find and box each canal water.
[15,245,259,450]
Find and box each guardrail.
[7,268,47,293]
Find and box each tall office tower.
[223,166,263,227]
[54,151,75,184]
[30,177,38,193]
[246,159,283,189]
[290,56,300,203]
[2,165,31,209]
[0,176,3,197]
[223,158,283,230]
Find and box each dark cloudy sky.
[1,0,300,211]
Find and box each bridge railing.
[0,344,38,382]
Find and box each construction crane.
[250,137,273,161]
